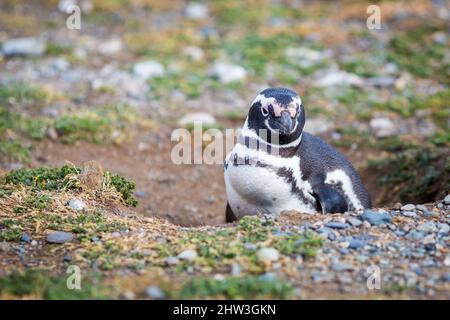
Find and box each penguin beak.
[277,111,294,134]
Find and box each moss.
[274,232,323,258]
[0,218,23,241]
[178,276,294,299]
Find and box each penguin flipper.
[315,187,348,213]
[225,202,238,223]
[310,175,348,214]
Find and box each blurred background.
[0,0,448,226]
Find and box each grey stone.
[257,248,279,262]
[347,238,365,249]
[164,256,179,266]
[366,76,396,88]
[179,112,216,127]
[133,60,165,79]
[185,2,208,20]
[325,222,350,229]
[402,211,417,218]
[417,221,437,233]
[444,195,450,205]
[145,285,165,299]
[244,243,257,250]
[437,223,449,235]
[211,62,246,84]
[331,262,354,272]
[68,199,85,211]
[313,69,364,87]
[46,231,74,244]
[348,218,362,227]
[361,210,392,225]
[1,37,46,56]
[415,205,428,212]
[406,230,426,241]
[370,117,397,138]
[401,204,416,211]
[20,233,31,243]
[177,249,197,261]
[134,191,149,198]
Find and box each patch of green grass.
[178,276,294,299]
[106,172,138,207]
[0,218,23,241]
[150,72,207,100]
[238,215,274,243]
[0,269,108,299]
[0,81,48,106]
[4,165,81,191]
[220,33,303,76]
[47,211,127,241]
[54,104,137,144]
[81,240,122,270]
[274,232,323,258]
[3,165,138,207]
[388,25,449,85]
[45,42,74,56]
[13,193,51,213]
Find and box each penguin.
[224,87,371,222]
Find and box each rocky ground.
[0,0,449,299]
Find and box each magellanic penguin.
[224,87,371,222]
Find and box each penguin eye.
[261,105,269,117]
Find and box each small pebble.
[145,285,165,299]
[177,249,197,261]
[165,256,179,266]
[46,231,74,244]
[401,204,415,211]
[443,195,450,205]
[257,248,279,262]
[68,199,85,211]
[20,233,31,243]
[325,222,350,229]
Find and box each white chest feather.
[224,143,316,218]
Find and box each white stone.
[1,37,46,57]
[98,39,123,56]
[185,2,209,20]
[179,112,216,127]
[284,47,328,68]
[444,195,450,205]
[132,61,165,79]
[211,62,246,84]
[182,46,205,61]
[303,118,332,134]
[145,285,165,299]
[177,249,197,261]
[401,204,416,211]
[68,199,85,211]
[257,248,279,262]
[369,117,397,138]
[314,69,363,87]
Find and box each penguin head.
[247,87,305,145]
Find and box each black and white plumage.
[224,87,371,222]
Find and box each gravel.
[145,285,166,299]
